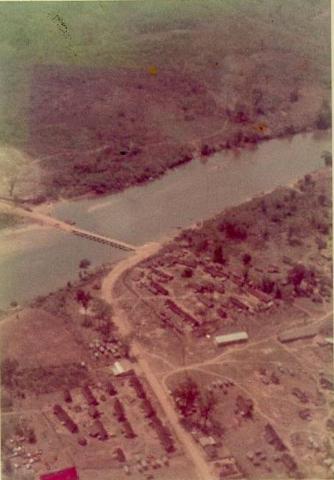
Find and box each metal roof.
[215,331,248,344]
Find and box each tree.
[27,428,37,444]
[1,358,19,388]
[213,245,225,264]
[199,390,218,428]
[321,150,332,167]
[181,267,193,278]
[173,378,200,417]
[316,101,331,130]
[223,221,248,241]
[195,238,209,253]
[2,458,12,476]
[76,289,91,314]
[262,276,275,294]
[288,264,307,289]
[79,258,91,270]
[0,147,31,198]
[242,253,252,266]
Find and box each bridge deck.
[71,229,136,252]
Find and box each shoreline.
[28,127,330,213]
[1,162,330,318]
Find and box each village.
[113,167,333,479]
[1,165,332,480]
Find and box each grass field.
[0,1,330,200]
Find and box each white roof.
[215,331,248,344]
[112,361,126,376]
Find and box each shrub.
[223,221,248,241]
[316,101,331,130]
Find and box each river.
[0,131,330,310]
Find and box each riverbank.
[0,131,330,311]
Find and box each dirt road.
[101,243,215,480]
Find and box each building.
[149,280,169,296]
[122,420,136,439]
[214,331,248,347]
[229,296,249,311]
[199,436,217,448]
[88,406,100,419]
[198,295,214,309]
[278,325,318,343]
[111,360,133,377]
[82,385,98,406]
[114,398,126,422]
[114,447,126,463]
[63,389,72,403]
[129,375,146,399]
[89,420,108,441]
[165,299,199,328]
[106,381,117,396]
[141,398,156,418]
[264,424,286,451]
[40,466,79,480]
[235,395,254,418]
[150,416,174,452]
[151,267,174,282]
[248,287,272,303]
[203,264,225,278]
[53,405,78,434]
[281,453,298,474]
[217,308,227,319]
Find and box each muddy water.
[0,131,331,309]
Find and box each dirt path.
[101,243,215,480]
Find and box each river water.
[0,131,330,310]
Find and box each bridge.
[0,199,136,253]
[71,228,135,252]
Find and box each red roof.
[40,467,78,480]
